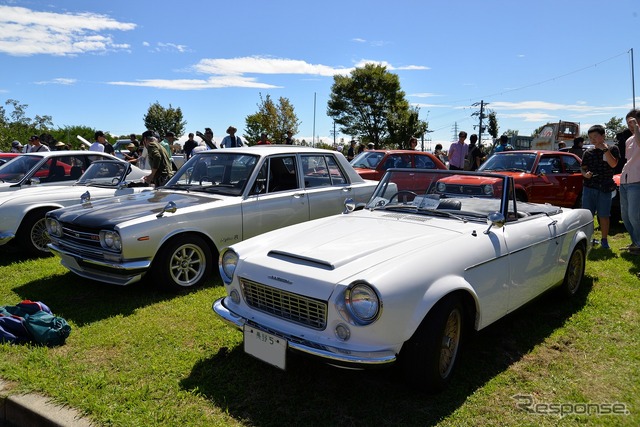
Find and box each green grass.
[1,222,639,426]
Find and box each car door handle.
[292,192,304,198]
[342,187,352,192]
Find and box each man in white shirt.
[90,131,106,152]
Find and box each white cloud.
[108,76,281,90]
[0,6,135,56]
[354,59,428,71]
[194,56,353,77]
[35,78,77,85]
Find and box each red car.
[0,153,20,165]
[351,149,447,180]
[435,150,583,208]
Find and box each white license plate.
[244,325,287,370]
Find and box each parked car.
[46,146,378,291]
[0,153,20,166]
[0,151,125,192]
[0,160,148,257]
[213,168,594,392]
[350,149,447,180]
[436,150,583,208]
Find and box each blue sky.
[0,0,638,149]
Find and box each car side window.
[536,156,561,174]
[267,156,299,193]
[416,154,437,169]
[561,155,581,173]
[325,155,347,185]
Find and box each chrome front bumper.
[48,243,152,286]
[212,297,397,369]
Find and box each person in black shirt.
[581,124,619,249]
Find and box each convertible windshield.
[165,152,259,196]
[0,155,43,183]
[76,161,129,187]
[367,169,515,220]
[351,151,384,169]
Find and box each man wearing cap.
[28,135,50,152]
[10,140,23,153]
[90,131,106,152]
[141,130,173,186]
[220,126,243,148]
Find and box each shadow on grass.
[9,269,218,326]
[181,279,593,427]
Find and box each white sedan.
[0,160,149,256]
[46,146,378,291]
[213,168,594,392]
[0,150,123,192]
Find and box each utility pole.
[472,100,488,147]
[451,122,459,141]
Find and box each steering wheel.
[387,191,417,204]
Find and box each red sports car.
[435,150,583,208]
[351,149,447,180]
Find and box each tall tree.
[327,64,424,147]
[487,111,499,139]
[143,101,186,137]
[244,94,300,144]
[0,99,53,151]
[604,116,624,139]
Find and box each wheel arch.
[152,230,220,266]
[16,205,63,235]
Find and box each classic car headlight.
[436,182,446,193]
[345,282,381,325]
[100,230,122,251]
[46,218,63,238]
[483,184,493,195]
[219,249,239,284]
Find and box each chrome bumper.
[48,243,152,286]
[212,297,397,368]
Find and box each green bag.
[23,310,71,347]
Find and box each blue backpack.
[0,300,71,346]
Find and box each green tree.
[327,64,424,147]
[387,106,428,149]
[504,129,519,136]
[142,101,186,137]
[244,94,300,145]
[487,111,499,139]
[0,99,53,151]
[604,116,624,139]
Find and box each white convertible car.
[213,169,594,392]
[0,160,148,256]
[46,146,378,291]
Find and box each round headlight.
[436,182,446,193]
[345,282,380,325]
[46,218,62,237]
[219,249,239,283]
[101,230,122,251]
[483,184,493,195]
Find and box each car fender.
[404,275,480,340]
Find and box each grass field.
[0,222,638,426]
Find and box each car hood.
[50,190,225,228]
[235,210,468,297]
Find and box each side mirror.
[484,212,506,234]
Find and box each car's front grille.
[240,278,327,330]
[441,184,486,196]
[55,223,118,258]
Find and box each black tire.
[572,192,582,209]
[151,234,212,292]
[515,190,527,203]
[400,295,465,393]
[561,244,585,297]
[17,209,53,257]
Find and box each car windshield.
[164,152,259,196]
[76,161,129,187]
[351,151,385,169]
[479,152,536,173]
[0,155,44,183]
[366,169,519,222]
